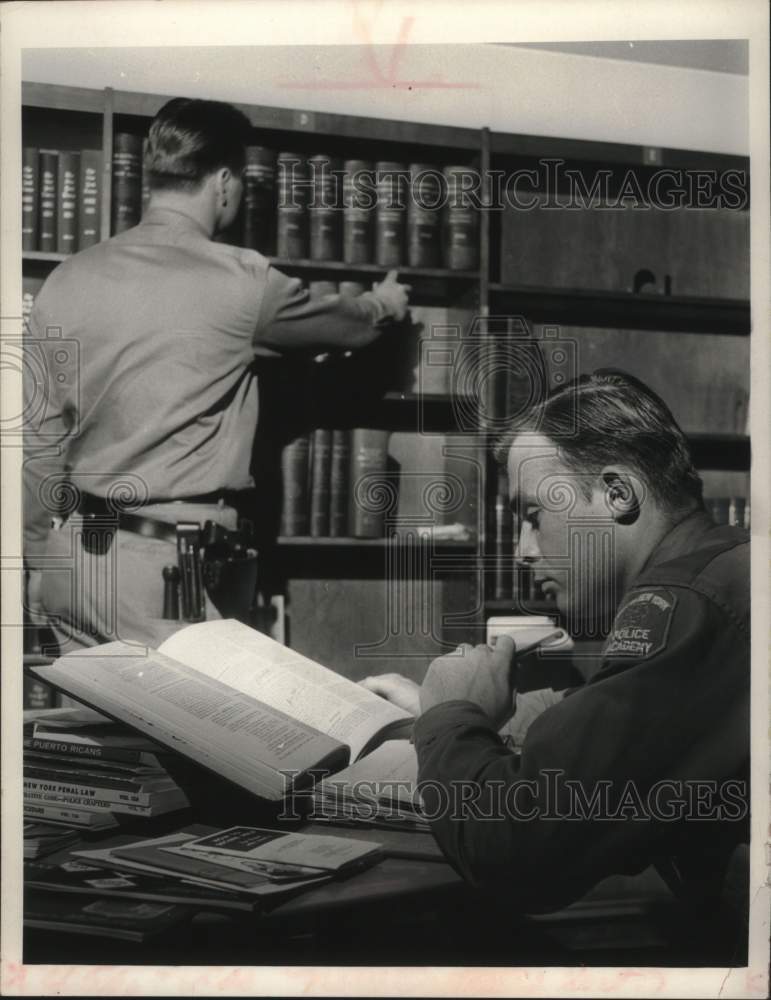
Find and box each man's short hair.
[145,97,253,192]
[493,368,704,515]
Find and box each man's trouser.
[38,501,239,655]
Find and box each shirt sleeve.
[22,299,72,569]
[253,266,391,355]
[413,585,750,912]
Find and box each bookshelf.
[21,82,751,670]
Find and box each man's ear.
[601,467,642,524]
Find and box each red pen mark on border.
[277,5,480,91]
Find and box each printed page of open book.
[33,642,344,800]
[158,620,411,761]
[320,740,420,807]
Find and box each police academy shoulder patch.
[603,588,677,660]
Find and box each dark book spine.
[243,146,276,254]
[343,159,374,264]
[23,676,58,711]
[309,154,342,261]
[22,147,39,251]
[276,153,309,259]
[78,149,102,249]
[56,151,80,255]
[375,161,406,267]
[280,434,311,536]
[492,467,514,601]
[407,163,442,268]
[349,429,391,538]
[38,150,58,253]
[443,165,479,270]
[111,133,143,234]
[141,137,151,219]
[329,429,351,537]
[309,428,333,537]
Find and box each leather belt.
[76,492,247,545]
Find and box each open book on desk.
[27,619,412,802]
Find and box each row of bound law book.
[22,136,151,254]
[23,141,480,269]
[225,153,480,270]
[280,427,391,538]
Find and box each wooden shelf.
[489,284,750,335]
[277,535,476,549]
[22,251,69,265]
[267,257,478,281]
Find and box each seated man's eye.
[525,509,541,529]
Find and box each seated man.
[363,370,749,921]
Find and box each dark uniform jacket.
[414,511,750,912]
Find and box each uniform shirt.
[414,511,750,912]
[23,207,390,567]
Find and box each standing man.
[365,370,749,918]
[24,97,410,652]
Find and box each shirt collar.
[139,206,212,240]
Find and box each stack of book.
[280,426,391,538]
[25,822,384,932]
[23,707,190,830]
[23,821,80,860]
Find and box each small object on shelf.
[375,161,406,267]
[343,159,374,264]
[276,152,309,258]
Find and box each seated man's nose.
[515,523,540,564]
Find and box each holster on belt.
[173,520,258,624]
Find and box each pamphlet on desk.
[27,619,414,801]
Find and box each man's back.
[29,208,268,499]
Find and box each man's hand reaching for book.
[359,673,421,716]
